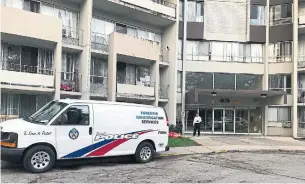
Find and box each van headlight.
[1,132,18,148]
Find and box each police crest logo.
[69,128,79,140]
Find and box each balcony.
[159,84,169,100]
[298,56,305,69]
[93,0,176,27]
[110,32,161,62]
[90,75,108,98]
[91,32,109,54]
[0,62,54,92]
[62,26,84,49]
[116,77,155,100]
[1,6,61,43]
[60,71,81,95]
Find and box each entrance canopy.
[186,88,287,106]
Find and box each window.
[1,0,23,9]
[186,41,209,61]
[61,53,78,81]
[178,39,182,60]
[116,62,151,86]
[270,4,292,26]
[269,74,291,93]
[23,0,40,13]
[52,105,90,126]
[269,42,292,62]
[268,107,291,127]
[214,73,235,90]
[250,5,265,25]
[179,1,183,21]
[187,1,204,22]
[236,74,262,90]
[90,58,108,84]
[186,72,213,91]
[177,71,182,92]
[115,23,127,34]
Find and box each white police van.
[0,99,169,173]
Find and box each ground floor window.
[186,106,263,134]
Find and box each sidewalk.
[161,135,305,157]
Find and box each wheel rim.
[140,146,152,161]
[30,151,51,170]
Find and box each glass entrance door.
[214,109,223,132]
[224,109,234,133]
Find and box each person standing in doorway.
[193,113,202,136]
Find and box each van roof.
[57,99,160,109]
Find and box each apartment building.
[177,0,305,138]
[0,0,178,124]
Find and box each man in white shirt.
[193,113,202,136]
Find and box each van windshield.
[26,101,68,125]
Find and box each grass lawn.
[168,137,201,147]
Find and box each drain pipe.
[181,0,188,134]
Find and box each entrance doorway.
[185,106,262,134]
[214,108,234,133]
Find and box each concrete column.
[292,0,299,138]
[162,23,178,124]
[79,0,93,100]
[263,0,270,136]
[53,41,62,100]
[151,61,159,106]
[181,0,187,131]
[107,33,117,102]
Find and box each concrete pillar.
[79,0,93,100]
[263,0,270,136]
[107,33,117,102]
[162,23,178,125]
[151,61,159,106]
[292,0,299,138]
[53,41,62,100]
[181,0,188,131]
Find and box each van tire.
[134,142,154,163]
[23,145,56,173]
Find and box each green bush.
[169,123,182,134]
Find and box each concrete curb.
[159,148,305,157]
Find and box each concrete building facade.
[0,0,178,125]
[1,0,305,138]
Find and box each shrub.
[169,122,183,134]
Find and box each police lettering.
[94,133,139,141]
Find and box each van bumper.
[1,147,25,163]
[165,146,169,151]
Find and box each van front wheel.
[23,145,55,173]
[135,142,154,163]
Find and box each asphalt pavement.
[2,151,305,183]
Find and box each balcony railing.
[160,47,169,63]
[0,108,19,123]
[91,32,109,52]
[152,0,176,9]
[159,84,169,99]
[62,26,83,47]
[117,76,155,87]
[269,56,292,63]
[187,15,204,22]
[298,56,305,68]
[269,88,291,94]
[185,52,264,63]
[0,62,53,75]
[299,88,305,103]
[270,17,292,26]
[60,71,80,92]
[90,75,108,96]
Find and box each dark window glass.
[214,73,235,90]
[236,74,262,90]
[53,105,90,126]
[116,23,127,34]
[186,72,213,91]
[250,5,258,19]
